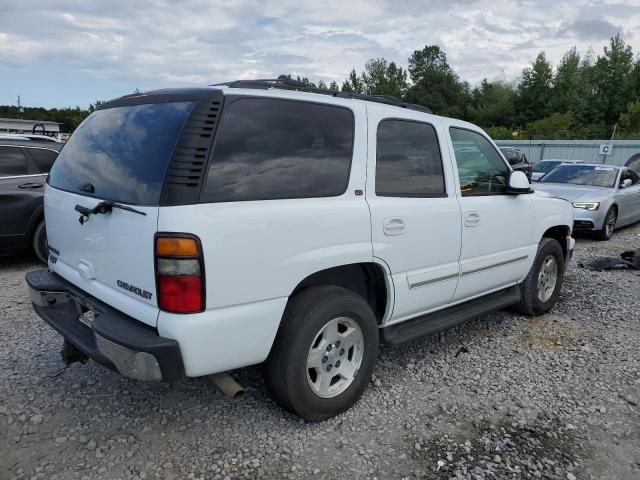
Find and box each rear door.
[366,112,462,323]
[0,145,44,241]
[45,99,198,327]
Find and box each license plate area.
[78,307,96,328]
[72,297,101,329]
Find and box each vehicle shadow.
[0,252,41,270]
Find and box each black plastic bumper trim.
[26,269,185,381]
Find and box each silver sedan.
[534,163,640,240]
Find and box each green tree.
[341,69,365,94]
[618,99,640,138]
[405,45,469,117]
[468,79,516,129]
[328,81,340,91]
[591,34,635,128]
[88,100,105,113]
[524,112,573,139]
[515,52,553,125]
[484,126,513,139]
[551,47,583,113]
[360,58,408,97]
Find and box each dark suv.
[500,147,532,179]
[0,139,61,262]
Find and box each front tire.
[514,237,565,316]
[597,207,617,241]
[32,220,48,264]
[265,286,379,422]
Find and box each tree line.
[2,35,638,140]
[282,34,640,140]
[0,101,104,134]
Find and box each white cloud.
[0,0,639,104]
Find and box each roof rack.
[211,78,433,114]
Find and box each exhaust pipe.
[210,372,244,399]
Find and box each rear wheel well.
[291,263,388,324]
[31,213,44,239]
[542,225,570,258]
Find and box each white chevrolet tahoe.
[27,79,575,421]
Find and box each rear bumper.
[26,269,184,381]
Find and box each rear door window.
[375,119,446,197]
[0,146,28,177]
[200,98,354,202]
[48,101,196,205]
[27,148,58,173]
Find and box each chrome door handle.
[464,211,480,227]
[383,217,406,236]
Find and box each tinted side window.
[201,98,354,202]
[621,169,639,186]
[27,148,58,173]
[502,149,519,165]
[450,128,509,195]
[376,119,446,197]
[0,146,28,177]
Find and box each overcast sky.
[1,0,639,108]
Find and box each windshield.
[48,101,196,205]
[532,161,561,174]
[539,165,618,188]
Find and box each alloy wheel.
[306,317,364,399]
[536,254,558,303]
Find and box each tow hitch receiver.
[61,339,88,365]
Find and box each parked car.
[0,133,62,144]
[625,153,640,174]
[0,139,61,262]
[531,159,585,181]
[499,147,532,178]
[535,163,640,240]
[26,81,574,421]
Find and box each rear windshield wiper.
[75,201,147,225]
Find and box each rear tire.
[32,220,48,264]
[265,286,379,422]
[514,237,564,316]
[597,207,617,241]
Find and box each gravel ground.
[1,225,639,480]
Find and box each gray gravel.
[1,225,639,480]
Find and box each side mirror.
[621,179,632,188]
[507,170,531,194]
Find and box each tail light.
[155,235,205,313]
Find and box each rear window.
[27,148,58,173]
[48,101,195,204]
[0,146,28,177]
[533,161,560,174]
[200,98,354,202]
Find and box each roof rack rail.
[211,78,433,114]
